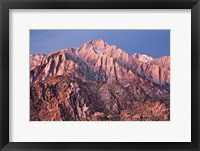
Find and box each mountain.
[132,53,153,63]
[135,56,170,85]
[30,39,170,121]
[30,54,47,70]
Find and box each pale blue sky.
[30,30,170,58]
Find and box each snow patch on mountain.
[132,53,153,63]
[93,46,103,55]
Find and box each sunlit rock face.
[30,54,47,70]
[132,53,153,63]
[136,56,170,86]
[30,39,170,121]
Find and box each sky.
[30,30,170,58]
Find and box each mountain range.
[30,39,170,121]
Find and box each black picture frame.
[0,0,200,151]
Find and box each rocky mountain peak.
[92,38,106,47]
[30,39,170,86]
[132,53,153,63]
[30,54,47,69]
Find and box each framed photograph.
[0,0,200,150]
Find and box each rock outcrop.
[30,75,169,121]
[30,54,47,70]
